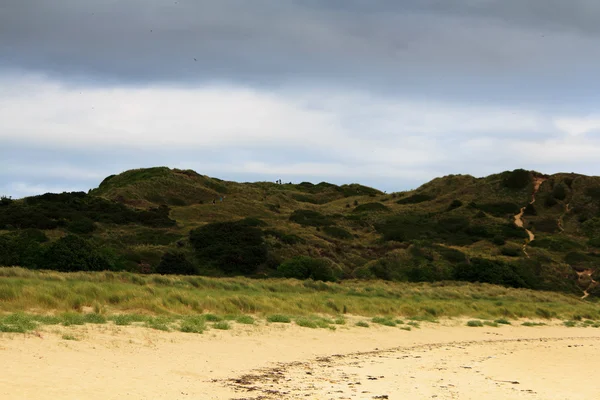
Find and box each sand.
[1,320,599,399]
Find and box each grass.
[1,268,599,322]
[267,314,292,323]
[522,322,546,327]
[61,334,78,341]
[1,268,600,336]
[213,321,231,330]
[467,320,484,327]
[355,321,370,328]
[372,316,397,327]
[235,315,255,325]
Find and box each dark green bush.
[67,217,96,234]
[396,194,435,205]
[0,192,175,230]
[447,199,463,211]
[264,230,304,245]
[492,235,506,246]
[502,169,531,189]
[289,210,333,227]
[475,202,520,217]
[189,220,267,274]
[322,226,353,240]
[353,202,390,213]
[585,187,600,201]
[435,246,467,263]
[523,203,537,216]
[501,246,522,257]
[453,258,532,288]
[544,195,558,208]
[552,183,567,200]
[530,236,583,252]
[278,256,336,282]
[0,196,13,206]
[533,218,559,233]
[156,251,197,275]
[39,235,111,272]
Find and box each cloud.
[554,116,600,136]
[2,73,599,198]
[1,0,599,105]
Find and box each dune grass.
[0,267,599,336]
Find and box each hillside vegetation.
[2,167,600,298]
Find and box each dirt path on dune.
[558,203,571,232]
[514,178,546,257]
[576,269,599,299]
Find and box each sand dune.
[1,320,598,399]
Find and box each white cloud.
[554,116,600,136]
[2,74,600,197]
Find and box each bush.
[552,183,568,200]
[189,220,267,275]
[523,203,537,216]
[353,203,390,213]
[289,210,333,227]
[396,193,434,205]
[501,246,521,257]
[453,258,532,288]
[278,256,336,282]
[492,235,506,246]
[544,195,558,208]
[322,226,353,240]
[156,251,197,275]
[40,235,111,272]
[502,169,531,189]
[67,217,96,234]
[447,199,463,211]
[475,202,520,217]
[467,320,484,327]
[267,315,291,323]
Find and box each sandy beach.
[1,320,598,399]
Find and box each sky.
[2,0,600,198]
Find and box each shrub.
[447,199,463,211]
[453,258,532,288]
[355,321,369,328]
[544,195,558,208]
[467,320,484,327]
[267,314,291,323]
[552,183,567,200]
[213,321,231,330]
[353,202,390,213]
[156,251,197,275]
[372,317,397,327]
[278,256,336,282]
[475,202,520,217]
[40,235,111,272]
[523,203,537,216]
[502,169,531,189]
[396,194,434,205]
[492,235,506,246]
[289,210,333,227]
[501,246,522,257]
[189,220,267,274]
[67,217,97,234]
[322,226,353,240]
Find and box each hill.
[2,167,600,297]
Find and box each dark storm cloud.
[1,0,600,103]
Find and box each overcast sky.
[2,0,600,198]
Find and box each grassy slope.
[4,167,600,297]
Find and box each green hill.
[2,167,600,298]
